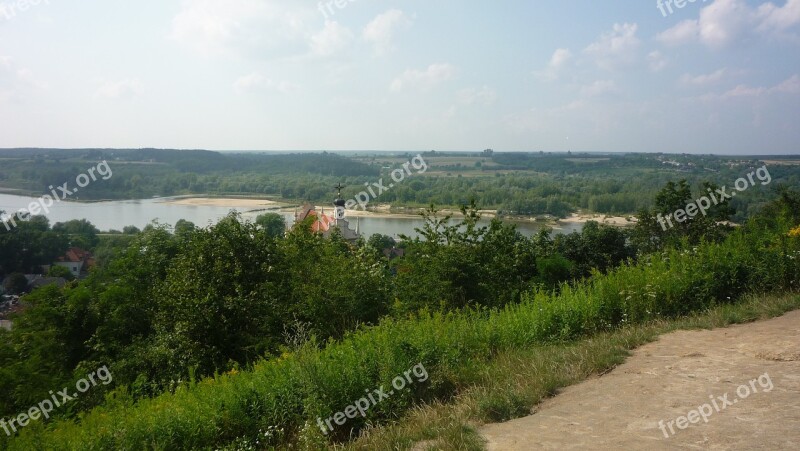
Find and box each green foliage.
[152,215,283,378]
[534,255,573,290]
[173,219,197,240]
[394,203,538,312]
[121,225,141,235]
[2,151,793,221]
[0,215,68,276]
[5,198,798,449]
[552,221,635,278]
[2,189,799,450]
[53,219,100,249]
[254,213,286,238]
[47,264,75,281]
[632,180,735,253]
[279,224,391,339]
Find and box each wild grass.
[344,292,800,450]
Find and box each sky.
[0,0,799,154]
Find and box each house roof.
[60,247,92,263]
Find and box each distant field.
[565,158,611,163]
[762,159,800,166]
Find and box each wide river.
[0,193,583,238]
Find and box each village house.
[52,247,96,279]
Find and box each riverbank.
[161,197,636,227]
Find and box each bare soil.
[480,310,800,450]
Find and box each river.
[0,193,583,238]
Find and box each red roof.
[58,248,95,268]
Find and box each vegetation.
[2,149,797,221]
[0,184,797,450]
[0,215,68,277]
[346,292,800,450]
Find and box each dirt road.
[480,310,800,450]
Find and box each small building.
[53,247,95,278]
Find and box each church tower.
[333,183,346,223]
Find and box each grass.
[342,292,800,450]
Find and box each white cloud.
[363,9,412,55]
[680,69,727,85]
[169,0,311,58]
[390,63,456,91]
[457,85,497,105]
[310,20,354,56]
[756,0,800,34]
[726,73,800,97]
[648,50,668,72]
[698,0,752,48]
[0,56,47,90]
[656,20,700,46]
[688,74,800,100]
[535,48,572,81]
[550,48,572,68]
[584,23,640,70]
[233,72,298,94]
[723,84,766,98]
[772,73,800,93]
[657,0,800,48]
[94,79,144,99]
[581,80,618,97]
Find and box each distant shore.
[158,196,637,226]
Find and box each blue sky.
[0,0,798,153]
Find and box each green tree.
[47,264,76,281]
[152,214,283,379]
[53,219,100,249]
[122,225,141,235]
[0,216,67,275]
[173,219,196,239]
[255,213,286,238]
[553,221,634,278]
[632,180,734,254]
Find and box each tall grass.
[346,293,800,450]
[4,229,798,450]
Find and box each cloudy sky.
[1,0,799,153]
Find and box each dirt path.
[480,310,800,450]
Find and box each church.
[294,184,360,241]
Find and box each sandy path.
[480,310,800,450]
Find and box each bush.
[47,265,75,281]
